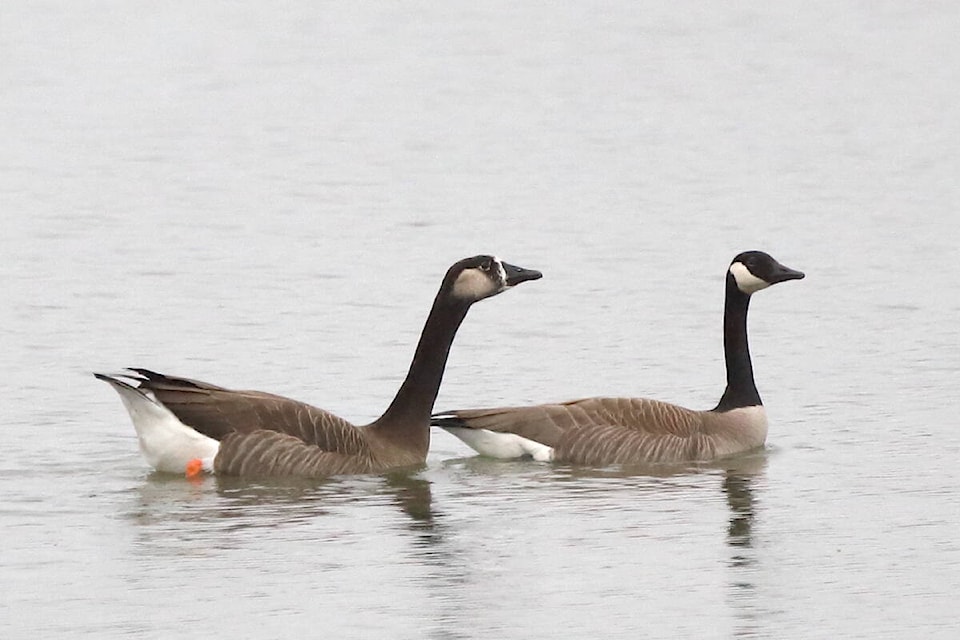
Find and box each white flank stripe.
[443,426,554,462]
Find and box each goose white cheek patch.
[452,268,497,299]
[729,262,770,294]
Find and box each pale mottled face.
[729,261,771,294]
[451,256,505,301]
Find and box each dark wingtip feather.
[124,368,210,390]
[126,367,164,380]
[430,413,467,429]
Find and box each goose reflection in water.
[556,453,767,638]
[125,469,439,555]
[717,452,767,639]
[382,471,437,529]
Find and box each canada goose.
[95,255,542,478]
[432,251,803,465]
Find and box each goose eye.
[480,260,491,272]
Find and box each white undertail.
[443,426,555,462]
[100,376,219,474]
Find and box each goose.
[95,255,541,478]
[432,251,803,465]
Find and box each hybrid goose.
[96,255,541,478]
[432,251,803,465]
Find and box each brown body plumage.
[438,398,767,465]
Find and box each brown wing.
[436,397,717,464]
[130,369,368,456]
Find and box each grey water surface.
[2,2,960,638]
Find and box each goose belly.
[442,427,554,462]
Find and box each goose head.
[728,251,805,295]
[446,255,542,303]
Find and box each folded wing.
[128,369,368,457]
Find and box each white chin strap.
[729,262,770,294]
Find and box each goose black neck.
[375,292,470,441]
[714,275,761,412]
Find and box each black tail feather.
[93,372,123,384]
[127,368,168,381]
[92,372,158,403]
[125,368,212,390]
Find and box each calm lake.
[2,2,959,638]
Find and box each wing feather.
[132,371,368,456]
